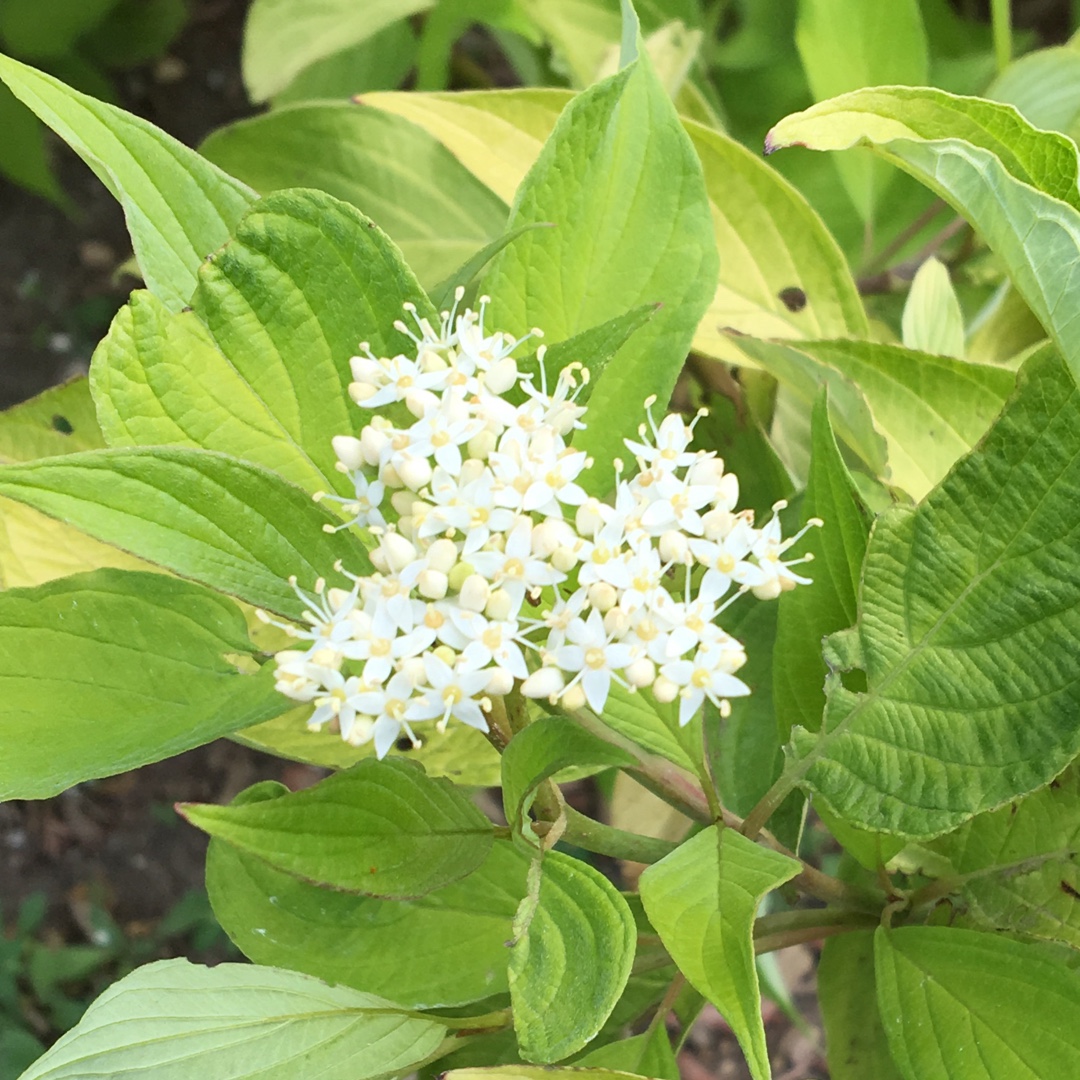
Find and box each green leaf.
[449,1070,657,1080]
[482,47,717,494]
[91,292,330,493]
[200,103,509,292]
[576,1025,679,1079]
[0,448,365,619]
[188,188,434,493]
[711,601,782,818]
[516,304,659,409]
[364,88,565,206]
[181,757,494,898]
[773,394,871,741]
[79,0,187,70]
[510,850,636,1063]
[738,337,1014,499]
[639,825,800,1080]
[0,83,67,207]
[501,717,636,846]
[242,0,432,102]
[795,0,928,222]
[987,45,1080,136]
[207,789,527,1007]
[18,958,447,1080]
[766,86,1080,382]
[731,337,887,480]
[690,393,793,519]
[926,764,1080,948]
[0,569,286,800]
[600,681,695,771]
[0,498,149,589]
[392,83,868,367]
[875,926,1080,1079]
[0,54,255,311]
[272,21,418,105]
[818,931,903,1080]
[234,707,503,786]
[0,378,104,462]
[901,256,965,360]
[786,349,1080,839]
[0,0,120,60]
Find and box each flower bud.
[532,518,575,556]
[397,455,433,491]
[658,529,690,564]
[399,656,426,685]
[521,667,566,699]
[458,573,490,612]
[380,532,417,574]
[561,683,587,711]
[687,457,725,487]
[331,435,365,471]
[426,538,458,575]
[360,426,388,465]
[459,458,486,485]
[348,381,377,405]
[603,606,630,637]
[485,667,514,696]
[625,657,656,689]
[752,577,782,601]
[418,348,448,373]
[551,545,579,573]
[486,588,514,621]
[484,356,519,394]
[417,569,448,600]
[652,675,679,704]
[448,560,477,593]
[433,644,457,666]
[702,508,735,541]
[588,582,618,612]
[468,430,497,460]
[369,548,389,574]
[575,499,605,538]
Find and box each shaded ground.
[0,0,251,411]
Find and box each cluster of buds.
[260,290,820,757]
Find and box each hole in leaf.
[840,668,867,694]
[396,736,418,752]
[778,286,807,312]
[51,414,74,434]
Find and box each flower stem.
[741,772,797,840]
[752,908,878,955]
[561,805,680,864]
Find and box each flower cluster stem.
[561,805,680,864]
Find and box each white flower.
[267,298,819,757]
[469,519,565,602]
[409,654,491,732]
[660,647,751,726]
[552,609,636,714]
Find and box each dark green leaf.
[182,758,494,898]
[788,350,1080,838]
[875,926,1080,1079]
[774,394,871,740]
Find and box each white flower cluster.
[260,291,820,758]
